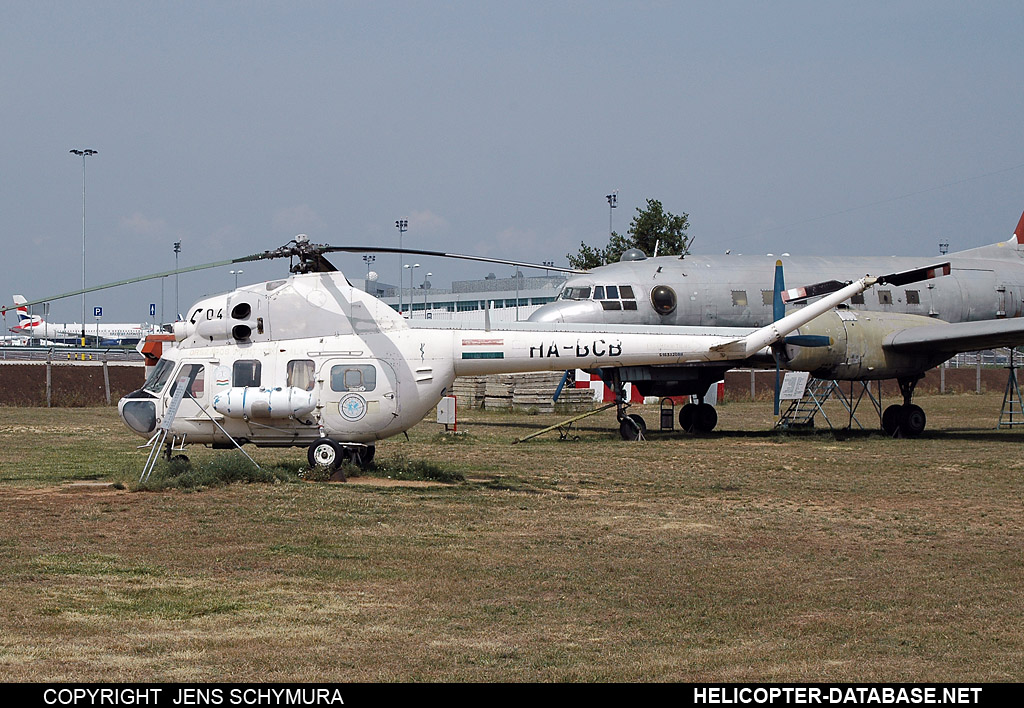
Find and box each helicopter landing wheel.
[308,438,342,471]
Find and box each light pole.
[230,269,244,288]
[422,272,432,317]
[173,241,182,319]
[404,263,419,318]
[606,191,617,238]
[70,148,97,343]
[362,254,375,277]
[514,266,521,321]
[395,219,408,313]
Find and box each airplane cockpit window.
[650,285,677,315]
[143,358,175,394]
[233,360,262,387]
[593,286,605,300]
[287,359,315,391]
[331,365,377,392]
[560,286,592,300]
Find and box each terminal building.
[350,271,568,324]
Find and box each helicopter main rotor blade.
[0,252,270,315]
[320,246,585,274]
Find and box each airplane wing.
[885,318,1024,354]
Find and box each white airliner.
[9,295,163,345]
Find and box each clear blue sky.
[2,1,1022,324]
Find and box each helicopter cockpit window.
[650,285,677,315]
[331,365,377,392]
[233,360,262,387]
[559,286,592,301]
[287,360,315,391]
[143,358,175,394]
[169,363,206,398]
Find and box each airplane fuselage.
[530,241,1024,328]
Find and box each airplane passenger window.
[233,360,262,387]
[878,290,893,305]
[761,290,773,306]
[906,290,921,305]
[731,291,748,307]
[650,285,677,315]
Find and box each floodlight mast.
[70,148,97,344]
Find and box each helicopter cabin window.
[761,290,773,306]
[169,363,206,398]
[331,365,377,392]
[731,290,748,307]
[877,290,893,305]
[233,360,262,387]
[851,293,865,305]
[287,359,315,391]
[906,290,921,305]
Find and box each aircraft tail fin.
[10,295,42,331]
[1015,209,1024,245]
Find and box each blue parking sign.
[94,307,102,318]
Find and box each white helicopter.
[110,235,952,471]
[11,235,945,471]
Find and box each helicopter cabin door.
[317,359,400,438]
[162,360,217,437]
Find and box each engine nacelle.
[782,309,950,380]
[212,387,317,419]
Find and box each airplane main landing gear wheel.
[694,403,718,433]
[881,405,902,437]
[899,404,926,437]
[679,403,697,432]
[619,414,647,441]
[679,402,718,433]
[880,403,926,438]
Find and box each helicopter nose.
[527,299,605,324]
[119,390,158,435]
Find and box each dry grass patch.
[0,395,1022,681]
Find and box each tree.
[567,198,691,269]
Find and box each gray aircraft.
[527,209,1024,437]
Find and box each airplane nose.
[527,300,605,324]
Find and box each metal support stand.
[998,348,1024,428]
